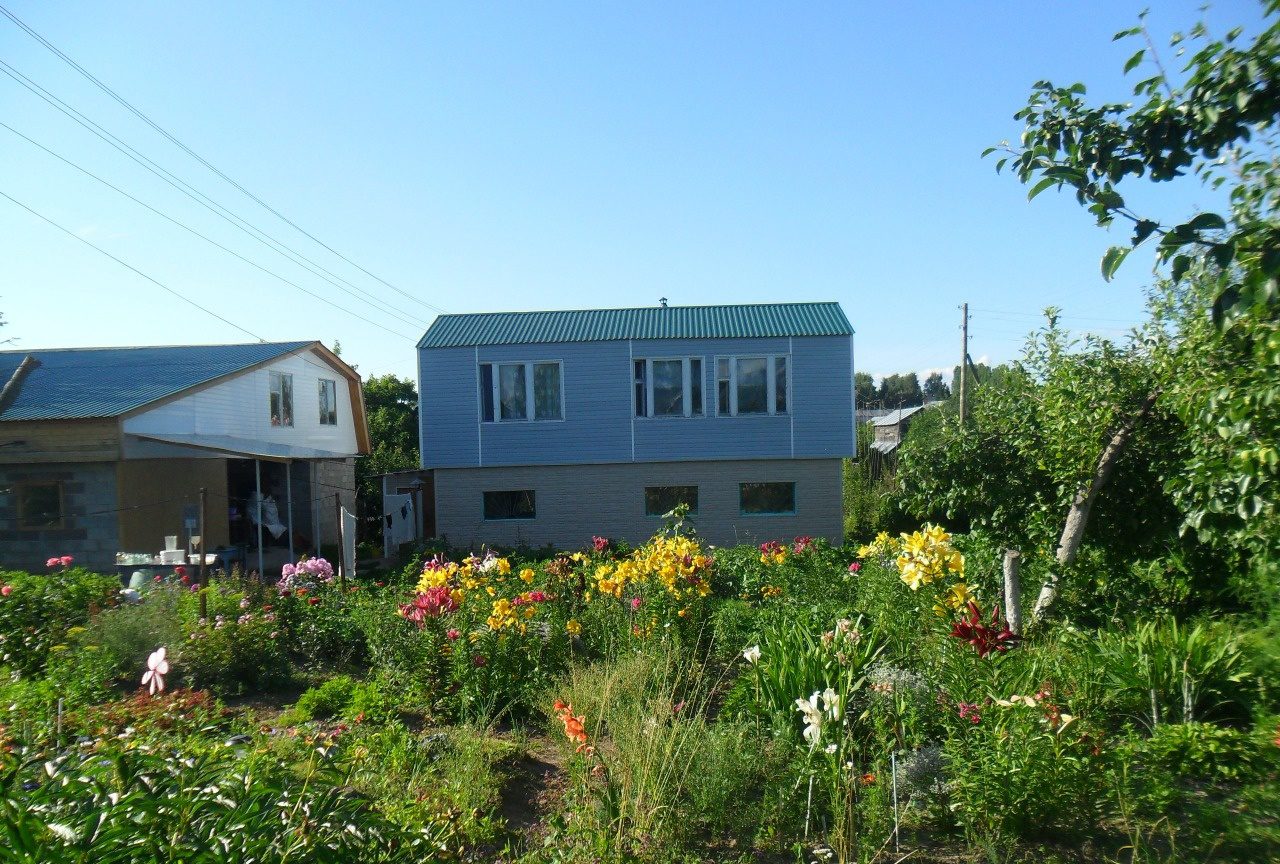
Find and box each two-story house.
[417,302,855,548]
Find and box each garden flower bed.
[0,523,1276,863]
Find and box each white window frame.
[269,370,294,428]
[479,360,564,423]
[634,356,704,418]
[318,378,338,426]
[714,354,790,417]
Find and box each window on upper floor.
[716,355,789,416]
[479,362,563,422]
[269,371,294,427]
[633,357,703,418]
[318,378,338,426]
[17,481,63,530]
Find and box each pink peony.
[0,585,11,597]
[446,628,461,640]
[46,558,60,568]
[59,556,73,567]
[848,561,861,573]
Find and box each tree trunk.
[1033,390,1160,620]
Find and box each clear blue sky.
[0,1,1268,382]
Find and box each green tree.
[922,371,950,402]
[878,372,922,407]
[355,374,420,545]
[995,3,1280,598]
[854,371,876,407]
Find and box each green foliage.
[356,373,421,546]
[292,675,357,722]
[992,3,1280,321]
[0,568,120,677]
[1,741,437,862]
[1091,617,1255,726]
[83,588,186,684]
[180,613,289,696]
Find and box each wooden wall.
[0,420,120,463]
[116,459,229,554]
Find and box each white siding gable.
[123,347,359,455]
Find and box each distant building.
[417,302,856,549]
[0,342,368,573]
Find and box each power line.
[0,3,445,316]
[0,189,263,341]
[0,121,414,341]
[0,60,431,330]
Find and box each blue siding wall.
[420,334,853,468]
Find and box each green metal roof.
[418,302,853,348]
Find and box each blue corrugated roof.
[0,342,313,421]
[417,302,853,348]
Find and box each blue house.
[417,302,855,549]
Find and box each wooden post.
[335,493,346,591]
[198,487,208,621]
[1002,549,1022,636]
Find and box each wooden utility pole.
[198,487,208,620]
[958,302,969,422]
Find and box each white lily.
[743,645,762,664]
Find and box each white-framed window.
[715,355,789,416]
[269,371,294,427]
[318,378,338,426]
[479,361,563,422]
[633,357,703,418]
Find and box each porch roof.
[125,432,356,462]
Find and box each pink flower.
[446,628,461,640]
[398,585,458,626]
[141,647,169,696]
[592,536,610,552]
[282,563,296,578]
[46,558,60,568]
[848,561,861,573]
[792,536,814,554]
[153,574,163,583]
[472,654,488,668]
[630,597,642,611]
[308,596,320,606]
[957,702,982,724]
[174,565,187,578]
[59,555,73,567]
[0,585,11,597]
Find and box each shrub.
[179,614,289,696]
[0,568,120,676]
[84,585,186,684]
[292,675,357,722]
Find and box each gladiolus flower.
[141,647,169,695]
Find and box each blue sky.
[0,1,1268,382]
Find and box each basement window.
[483,490,536,520]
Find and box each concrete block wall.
[313,458,356,547]
[0,462,120,572]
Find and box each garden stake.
[804,774,814,840]
[56,697,62,746]
[198,487,208,621]
[891,751,900,853]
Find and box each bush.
[292,675,357,722]
[84,585,186,684]
[180,614,289,696]
[0,568,120,676]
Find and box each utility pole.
[959,302,969,423]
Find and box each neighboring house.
[0,342,369,573]
[869,405,927,456]
[417,302,855,549]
